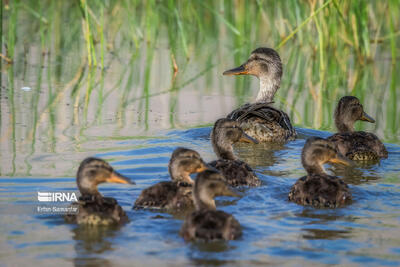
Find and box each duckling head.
[168,147,208,185]
[334,96,375,133]
[211,118,258,161]
[302,137,352,175]
[193,170,239,210]
[77,157,133,197]
[223,47,282,103]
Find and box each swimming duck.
[180,170,242,241]
[224,47,296,142]
[209,118,261,187]
[288,137,352,208]
[134,147,208,211]
[327,96,388,161]
[64,157,133,225]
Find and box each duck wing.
[227,103,296,142]
[64,196,128,225]
[134,181,193,210]
[208,159,261,187]
[180,210,242,241]
[328,131,388,161]
[288,174,352,208]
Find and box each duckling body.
[209,118,261,187]
[224,48,296,142]
[64,157,133,225]
[180,170,242,241]
[288,137,352,208]
[65,196,128,225]
[134,147,207,211]
[327,96,387,161]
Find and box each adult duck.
[64,157,133,225]
[180,170,242,241]
[209,118,261,187]
[134,147,208,211]
[327,96,388,161]
[224,47,296,142]
[288,137,352,208]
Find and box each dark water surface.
[1,127,399,266]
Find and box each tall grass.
[1,0,399,175]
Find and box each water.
[1,126,400,266]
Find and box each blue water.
[1,127,400,266]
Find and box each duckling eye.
[208,183,217,189]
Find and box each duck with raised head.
[64,157,134,225]
[209,118,261,187]
[134,147,208,211]
[288,137,352,208]
[180,170,242,241]
[224,47,296,142]
[327,96,388,161]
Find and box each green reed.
[1,0,399,175]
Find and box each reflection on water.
[0,127,399,266]
[1,1,399,178]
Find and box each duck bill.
[195,161,209,173]
[222,187,240,198]
[360,112,375,123]
[240,133,259,144]
[223,64,249,76]
[106,171,134,184]
[328,155,353,166]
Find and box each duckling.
[209,118,261,187]
[134,147,208,211]
[327,96,388,161]
[64,157,133,225]
[288,137,352,208]
[224,47,296,143]
[180,170,242,241]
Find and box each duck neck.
[335,118,354,133]
[255,75,280,103]
[169,165,193,184]
[213,141,236,161]
[78,179,102,198]
[304,163,326,176]
[194,187,216,211]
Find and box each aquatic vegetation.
[0,1,399,172]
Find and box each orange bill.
[195,162,209,173]
[106,171,134,184]
[239,132,259,144]
[328,155,353,166]
[222,186,240,198]
[223,64,249,76]
[360,111,375,123]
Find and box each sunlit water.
[1,127,400,266]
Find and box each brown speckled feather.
[288,174,352,208]
[208,159,261,187]
[227,103,296,142]
[134,181,194,211]
[64,196,128,225]
[328,131,388,161]
[180,209,242,241]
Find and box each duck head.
[193,170,239,210]
[211,118,258,161]
[168,147,208,185]
[334,96,375,133]
[77,157,133,197]
[302,137,352,175]
[223,47,282,103]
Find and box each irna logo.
[38,192,78,202]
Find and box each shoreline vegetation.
[1,0,399,176]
